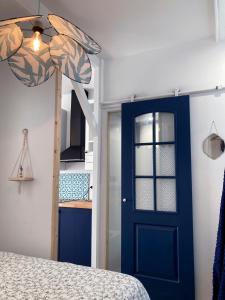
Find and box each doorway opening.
[52,57,101,268]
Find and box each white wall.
[0,62,55,259]
[102,38,225,300]
[190,93,224,300]
[103,38,225,102]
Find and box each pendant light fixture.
[0,0,101,87]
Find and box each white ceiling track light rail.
[0,0,101,87]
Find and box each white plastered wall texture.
[0,61,55,259]
[103,38,225,300]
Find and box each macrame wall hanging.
[9,129,34,192]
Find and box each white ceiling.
[1,0,215,58]
[0,1,27,19]
[42,0,215,58]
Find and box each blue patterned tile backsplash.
[59,172,90,201]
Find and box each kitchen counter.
[59,200,92,209]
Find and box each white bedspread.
[0,252,150,300]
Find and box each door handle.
[122,198,127,203]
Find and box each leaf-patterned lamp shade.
[48,14,101,55]
[0,16,42,27]
[0,24,23,61]
[0,14,101,87]
[50,35,92,84]
[8,38,55,87]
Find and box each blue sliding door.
[121,96,195,299]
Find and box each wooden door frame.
[51,70,62,260]
[51,57,103,267]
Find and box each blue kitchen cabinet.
[58,207,92,266]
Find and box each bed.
[0,252,150,300]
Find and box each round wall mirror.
[202,133,225,160]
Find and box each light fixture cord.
[37,0,41,15]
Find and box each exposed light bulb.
[33,31,41,52]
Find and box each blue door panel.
[135,224,178,281]
[136,276,184,300]
[58,207,92,266]
[121,96,195,299]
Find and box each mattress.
[0,252,150,300]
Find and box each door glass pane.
[156,145,175,176]
[136,145,153,176]
[155,113,174,142]
[157,179,176,212]
[136,178,154,210]
[135,113,153,143]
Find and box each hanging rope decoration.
[9,129,34,182]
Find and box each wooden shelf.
[8,177,34,182]
[59,200,92,209]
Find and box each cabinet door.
[58,208,92,266]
